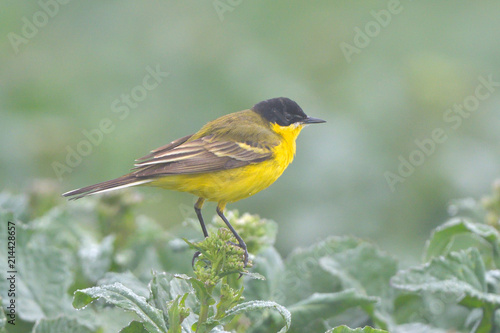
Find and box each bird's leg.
[217,203,248,267]
[192,197,206,267]
[195,197,208,237]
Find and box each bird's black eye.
[272,108,290,125]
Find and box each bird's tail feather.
[62,175,151,200]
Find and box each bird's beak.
[303,116,326,124]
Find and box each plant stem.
[196,301,210,333]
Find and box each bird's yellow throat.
[271,122,305,165]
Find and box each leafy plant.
[1,180,500,332]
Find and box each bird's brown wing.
[135,134,193,161]
[132,134,275,177]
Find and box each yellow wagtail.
[63,97,325,265]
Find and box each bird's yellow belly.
[149,136,296,203]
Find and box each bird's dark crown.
[252,97,308,126]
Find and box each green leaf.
[392,248,498,331]
[32,317,94,333]
[318,243,397,298]
[486,270,500,295]
[116,214,180,282]
[0,193,29,221]
[149,272,198,331]
[280,237,364,305]
[149,272,176,325]
[392,248,500,307]
[98,271,150,298]
[245,247,284,301]
[78,235,115,283]
[219,300,291,333]
[215,284,243,320]
[325,325,388,333]
[391,292,471,329]
[166,294,191,333]
[119,321,149,333]
[174,274,215,306]
[92,307,138,333]
[389,323,449,333]
[208,328,231,333]
[287,290,378,331]
[73,282,168,333]
[0,218,75,322]
[392,292,469,329]
[326,325,387,333]
[279,237,395,329]
[424,218,500,268]
[317,244,397,329]
[240,271,266,280]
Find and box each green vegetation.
[3,2,500,261]
[1,181,500,332]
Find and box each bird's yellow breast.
[150,123,304,203]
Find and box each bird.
[63,97,325,266]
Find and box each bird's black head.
[252,97,325,126]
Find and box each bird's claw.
[191,250,201,268]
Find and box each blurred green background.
[1,1,499,263]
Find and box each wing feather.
[132,110,279,177]
[132,135,274,177]
[135,134,193,161]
